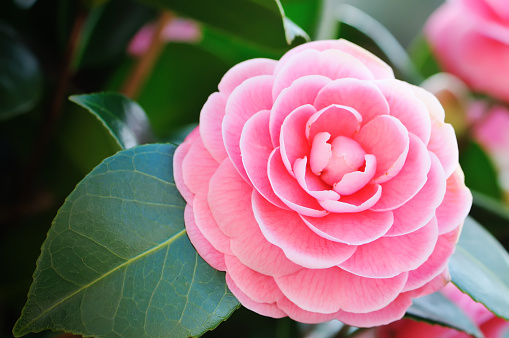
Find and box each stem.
[121,11,173,99]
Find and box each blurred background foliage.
[1,0,508,336]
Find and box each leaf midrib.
[17,228,187,333]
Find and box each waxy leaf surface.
[13,144,239,337]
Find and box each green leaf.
[69,92,155,149]
[460,141,503,200]
[0,24,42,120]
[13,144,240,337]
[406,292,482,338]
[470,190,509,239]
[450,216,509,320]
[135,0,309,50]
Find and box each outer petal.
[173,127,199,204]
[354,115,409,183]
[182,136,219,196]
[199,92,228,162]
[193,192,232,255]
[428,114,460,178]
[372,134,431,211]
[272,49,374,99]
[339,217,439,278]
[436,167,473,235]
[209,159,301,277]
[184,204,226,271]
[335,294,413,328]
[314,79,390,125]
[224,255,283,304]
[223,75,274,183]
[403,226,461,292]
[268,148,328,217]
[374,79,432,145]
[386,152,446,236]
[253,191,356,269]
[226,274,286,318]
[270,75,331,147]
[276,297,336,324]
[275,267,408,314]
[275,39,394,80]
[218,58,277,95]
[240,109,287,208]
[301,210,393,245]
[409,84,446,122]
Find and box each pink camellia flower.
[425,0,509,103]
[174,39,472,326]
[371,284,509,337]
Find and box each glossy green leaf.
[13,144,240,337]
[406,292,482,338]
[470,191,509,239]
[135,0,309,50]
[69,92,155,149]
[450,216,509,320]
[0,25,42,120]
[460,141,503,200]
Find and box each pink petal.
[386,152,446,236]
[405,268,450,299]
[333,154,377,195]
[335,294,412,328]
[182,136,219,196]
[208,159,255,238]
[319,184,382,213]
[218,58,277,96]
[403,227,460,292]
[268,148,328,217]
[223,75,274,183]
[270,75,331,147]
[306,104,362,141]
[280,104,316,176]
[294,157,340,200]
[301,210,393,245]
[314,79,390,125]
[184,204,226,271]
[193,192,232,255]
[428,114,459,178]
[173,127,199,204]
[226,274,286,318]
[224,255,283,304]
[409,84,446,122]
[309,132,332,175]
[252,191,356,269]
[275,39,394,80]
[272,49,374,99]
[199,92,228,162]
[372,134,431,211]
[240,109,287,209]
[208,160,301,277]
[339,217,439,278]
[354,115,409,183]
[374,79,432,145]
[436,167,472,235]
[276,297,335,324]
[275,267,408,314]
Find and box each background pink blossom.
[174,39,472,327]
[425,0,509,103]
